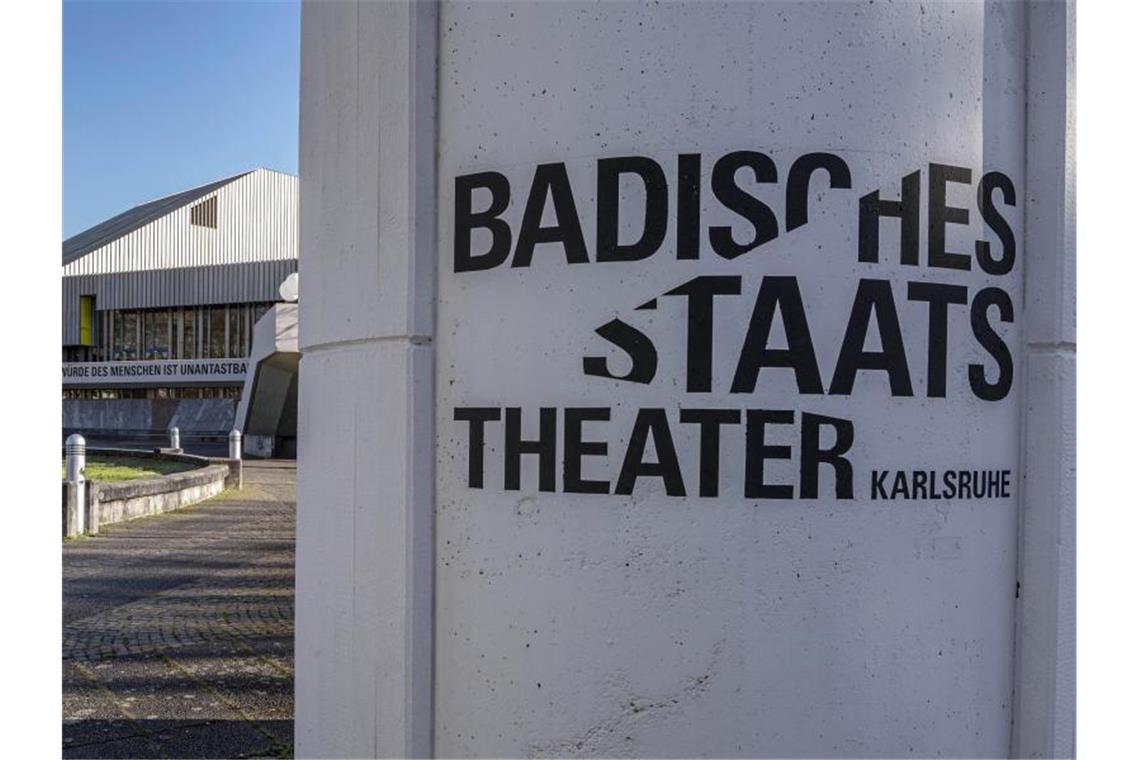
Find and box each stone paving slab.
[62,460,295,759]
[63,720,291,760]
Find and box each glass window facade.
[205,306,227,359]
[180,307,198,359]
[113,311,139,361]
[228,305,243,358]
[88,303,276,364]
[142,310,171,360]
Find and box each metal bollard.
[169,426,180,451]
[65,433,86,534]
[229,429,242,460]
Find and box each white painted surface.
[296,1,1073,757]
[434,2,1022,757]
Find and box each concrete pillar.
[169,426,180,451]
[1012,2,1076,756]
[297,1,437,757]
[297,1,1074,757]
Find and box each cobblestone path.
[62,460,295,759]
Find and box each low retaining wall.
[62,448,241,538]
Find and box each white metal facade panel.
[62,168,297,277]
[61,169,298,345]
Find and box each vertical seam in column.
[1010,1,1033,755]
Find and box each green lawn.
[61,455,199,482]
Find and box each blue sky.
[63,0,300,238]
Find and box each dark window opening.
[190,196,218,228]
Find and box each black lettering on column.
[858,170,920,265]
[679,408,741,497]
[786,152,852,231]
[615,409,686,497]
[829,279,914,396]
[455,172,512,272]
[928,163,973,271]
[976,171,1017,275]
[907,281,968,397]
[731,275,824,394]
[582,319,658,384]
[987,470,1002,498]
[597,156,668,262]
[663,275,742,392]
[454,407,502,488]
[800,412,854,499]
[512,163,589,268]
[709,151,779,259]
[677,153,702,260]
[871,471,888,500]
[504,407,558,491]
[744,409,795,499]
[969,287,1014,401]
[943,471,958,499]
[912,470,928,499]
[563,407,611,494]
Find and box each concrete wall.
[235,302,300,458]
[297,1,1074,757]
[297,1,436,755]
[63,398,237,436]
[62,449,241,537]
[90,463,229,530]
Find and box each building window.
[143,309,171,360]
[228,305,244,357]
[205,305,227,358]
[181,307,198,359]
[114,311,139,360]
[190,196,218,228]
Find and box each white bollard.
[169,426,180,450]
[65,433,86,534]
[229,429,242,460]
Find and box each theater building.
[62,168,299,452]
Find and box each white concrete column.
[295,1,437,757]
[1012,1,1076,757]
[297,1,1073,757]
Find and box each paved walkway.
[63,460,295,759]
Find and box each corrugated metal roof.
[62,170,255,265]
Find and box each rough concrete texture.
[64,399,238,436]
[63,481,84,538]
[297,0,437,756]
[91,464,230,529]
[62,460,295,759]
[298,0,1072,757]
[430,3,1023,757]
